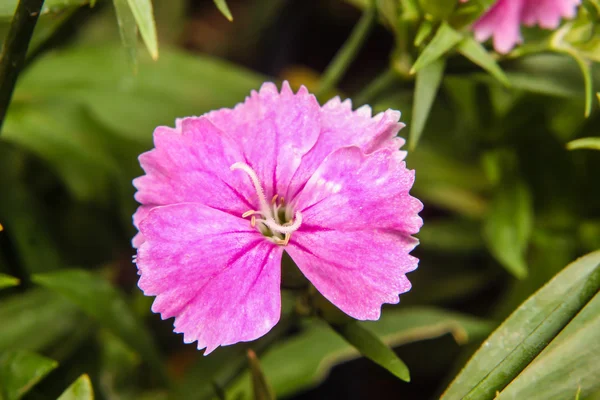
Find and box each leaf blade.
[0,351,58,400]
[411,22,462,73]
[410,57,445,149]
[31,269,168,383]
[125,0,158,60]
[457,36,510,86]
[213,0,233,21]
[441,250,600,400]
[57,374,94,400]
[331,320,410,382]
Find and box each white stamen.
[231,162,271,215]
[261,211,303,234]
[231,162,303,241]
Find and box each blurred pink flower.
[132,82,423,354]
[472,0,581,53]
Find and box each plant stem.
[0,0,45,133]
[316,0,377,99]
[353,67,399,106]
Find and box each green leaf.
[0,273,19,289]
[32,269,168,383]
[3,101,120,202]
[567,137,600,150]
[0,351,58,400]
[332,320,410,382]
[414,19,434,47]
[441,250,600,400]
[497,292,600,399]
[247,350,275,400]
[227,307,492,398]
[483,180,533,278]
[0,0,89,18]
[213,0,233,21]
[561,50,594,116]
[113,0,139,71]
[0,289,81,352]
[411,22,462,73]
[125,0,159,60]
[15,44,264,143]
[457,36,510,86]
[410,57,445,149]
[57,374,94,400]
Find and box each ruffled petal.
[137,203,283,354]
[286,98,405,201]
[522,0,580,29]
[287,146,422,319]
[473,0,525,54]
[132,117,254,246]
[294,146,423,235]
[287,230,418,320]
[206,81,321,199]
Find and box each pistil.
[231,162,302,245]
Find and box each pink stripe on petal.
[287,229,418,320]
[286,98,405,201]
[133,117,254,219]
[137,203,283,353]
[295,147,423,235]
[206,81,321,200]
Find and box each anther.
[251,215,256,227]
[242,210,257,218]
[271,194,279,204]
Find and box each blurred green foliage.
[0,0,599,399]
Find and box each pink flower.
[472,0,581,53]
[132,82,423,354]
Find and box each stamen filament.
[231,162,271,216]
[261,211,303,234]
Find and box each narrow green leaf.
[227,308,492,399]
[57,374,94,400]
[411,22,462,73]
[483,180,533,279]
[213,0,233,21]
[113,0,138,71]
[0,351,58,400]
[567,137,600,150]
[414,19,433,47]
[562,49,594,116]
[410,57,445,149]
[0,0,89,18]
[497,292,600,400]
[0,272,19,289]
[125,0,158,60]
[457,36,510,86]
[331,321,410,382]
[32,269,168,383]
[441,250,600,400]
[247,350,275,400]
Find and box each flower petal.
[137,203,283,353]
[133,117,255,246]
[472,0,525,54]
[287,98,405,200]
[522,0,580,29]
[287,229,418,320]
[294,146,423,235]
[206,81,321,199]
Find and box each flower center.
[231,162,302,246]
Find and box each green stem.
[316,0,377,100]
[0,0,45,133]
[353,67,399,106]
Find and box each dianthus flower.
[132,82,423,353]
[472,0,581,53]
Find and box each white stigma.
[230,162,303,241]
